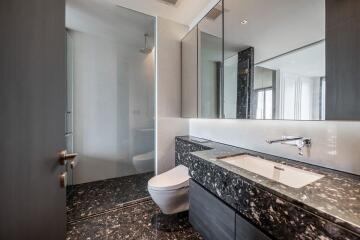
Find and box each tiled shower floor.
[66,172,154,221]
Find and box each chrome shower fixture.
[140,34,153,54]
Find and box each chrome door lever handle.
[59,172,67,188]
[59,150,78,165]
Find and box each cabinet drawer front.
[236,214,271,240]
[189,180,235,240]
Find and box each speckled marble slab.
[175,137,212,167]
[67,172,154,221]
[66,200,203,240]
[175,136,360,239]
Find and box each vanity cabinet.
[189,179,235,240]
[235,214,270,240]
[189,179,271,240]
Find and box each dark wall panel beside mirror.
[325,0,360,120]
[181,0,360,121]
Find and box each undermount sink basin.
[218,154,324,188]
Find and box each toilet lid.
[148,165,190,191]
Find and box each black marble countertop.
[177,136,360,235]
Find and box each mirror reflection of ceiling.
[113,0,212,26]
[257,40,325,77]
[66,0,155,47]
[200,0,325,63]
[198,2,223,39]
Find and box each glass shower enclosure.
[65,0,155,220]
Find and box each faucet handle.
[297,138,311,156]
[303,138,312,146]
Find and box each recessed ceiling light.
[241,19,248,25]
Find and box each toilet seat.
[148,165,189,191]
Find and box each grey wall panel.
[326,0,360,120]
[0,0,66,239]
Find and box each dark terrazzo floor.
[66,200,203,240]
[67,172,154,221]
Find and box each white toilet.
[148,165,190,215]
[132,150,154,173]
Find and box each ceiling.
[111,0,212,26]
[67,0,326,69]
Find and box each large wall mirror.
[223,0,325,120]
[181,2,223,118]
[182,0,360,120]
[198,1,223,118]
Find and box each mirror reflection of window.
[256,40,326,120]
[255,88,273,120]
[253,66,275,119]
[321,78,326,120]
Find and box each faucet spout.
[266,136,311,156]
[266,136,303,144]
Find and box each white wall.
[156,17,189,174]
[190,119,360,175]
[199,32,221,118]
[70,30,155,184]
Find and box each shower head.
[140,34,153,54]
[140,48,152,54]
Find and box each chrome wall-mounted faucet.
[266,136,311,156]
